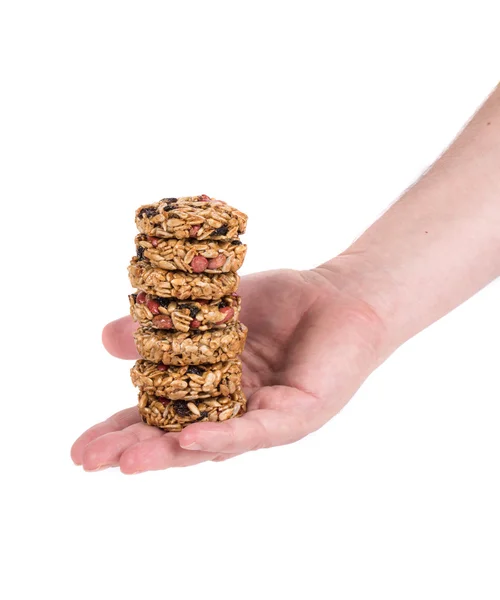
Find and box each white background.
[1,2,499,599]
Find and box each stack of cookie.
[128,195,248,431]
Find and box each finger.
[102,316,140,359]
[211,453,240,463]
[178,386,311,454]
[119,435,220,474]
[71,407,141,465]
[81,422,165,471]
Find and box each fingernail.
[180,442,203,451]
[85,463,112,472]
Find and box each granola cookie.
[135,234,247,274]
[134,322,248,366]
[129,292,241,332]
[131,359,242,401]
[135,196,247,241]
[138,389,247,431]
[128,257,239,300]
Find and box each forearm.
[325,84,500,353]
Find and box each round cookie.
[135,234,247,274]
[131,359,242,401]
[134,322,248,366]
[128,257,239,299]
[138,389,247,431]
[129,293,241,332]
[135,196,247,241]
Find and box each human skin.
[71,84,500,474]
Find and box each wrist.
[315,252,413,360]
[317,86,500,360]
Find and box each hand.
[71,263,386,473]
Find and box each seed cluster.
[129,195,248,430]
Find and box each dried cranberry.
[157,397,170,406]
[157,297,172,308]
[156,364,167,371]
[210,225,228,237]
[136,292,147,304]
[200,194,211,201]
[173,401,191,417]
[190,319,201,329]
[187,366,204,375]
[138,207,156,219]
[147,236,160,247]
[179,304,199,319]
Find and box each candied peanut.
[216,307,234,324]
[146,299,160,315]
[207,254,226,269]
[189,224,201,238]
[152,314,173,329]
[191,255,209,273]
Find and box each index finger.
[71,406,141,464]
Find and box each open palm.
[71,264,384,473]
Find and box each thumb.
[102,316,140,359]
